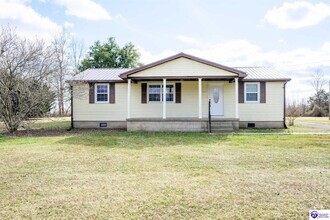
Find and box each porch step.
[211,122,234,126]
[210,121,235,133]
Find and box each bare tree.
[308,69,329,116]
[311,69,326,94]
[70,36,84,75]
[50,33,84,116]
[0,26,54,133]
[50,33,69,116]
[286,100,303,126]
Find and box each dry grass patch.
[0,132,329,219]
[296,117,330,125]
[236,125,329,133]
[0,117,70,133]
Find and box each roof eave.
[67,79,125,83]
[242,78,291,82]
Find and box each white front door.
[209,84,224,116]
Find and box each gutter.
[67,85,74,131]
[283,81,287,129]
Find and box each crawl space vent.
[99,123,107,128]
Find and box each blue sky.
[0,0,330,99]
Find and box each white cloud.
[64,21,74,29]
[113,14,127,23]
[176,35,200,45]
[264,1,330,29]
[137,46,176,64]
[54,0,111,21]
[0,0,62,39]
[185,40,262,67]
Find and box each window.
[148,84,174,102]
[148,85,161,102]
[95,84,109,103]
[245,83,259,102]
[165,85,174,102]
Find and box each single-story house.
[69,53,291,132]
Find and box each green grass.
[0,131,329,219]
[237,124,330,133]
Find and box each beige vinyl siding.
[223,82,236,118]
[131,81,204,118]
[130,57,237,77]
[73,81,284,122]
[73,83,127,121]
[131,81,236,118]
[239,82,284,121]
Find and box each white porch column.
[235,77,239,118]
[127,79,131,119]
[198,78,202,119]
[163,78,166,119]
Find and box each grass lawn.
[236,124,330,134]
[0,131,329,219]
[296,117,330,125]
[0,117,71,131]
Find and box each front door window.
[209,84,224,116]
[213,88,219,103]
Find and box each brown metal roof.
[119,52,247,78]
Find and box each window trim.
[95,83,110,104]
[147,83,175,103]
[244,82,260,103]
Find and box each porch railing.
[208,99,211,133]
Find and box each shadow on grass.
[56,130,231,149]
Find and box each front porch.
[126,78,240,120]
[127,118,239,132]
[121,53,246,132]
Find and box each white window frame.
[95,83,109,104]
[245,82,260,103]
[147,83,175,103]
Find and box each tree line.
[0,25,140,133]
[286,70,329,126]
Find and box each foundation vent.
[99,123,108,128]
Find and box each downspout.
[67,85,74,131]
[283,81,287,129]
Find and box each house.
[69,53,291,132]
